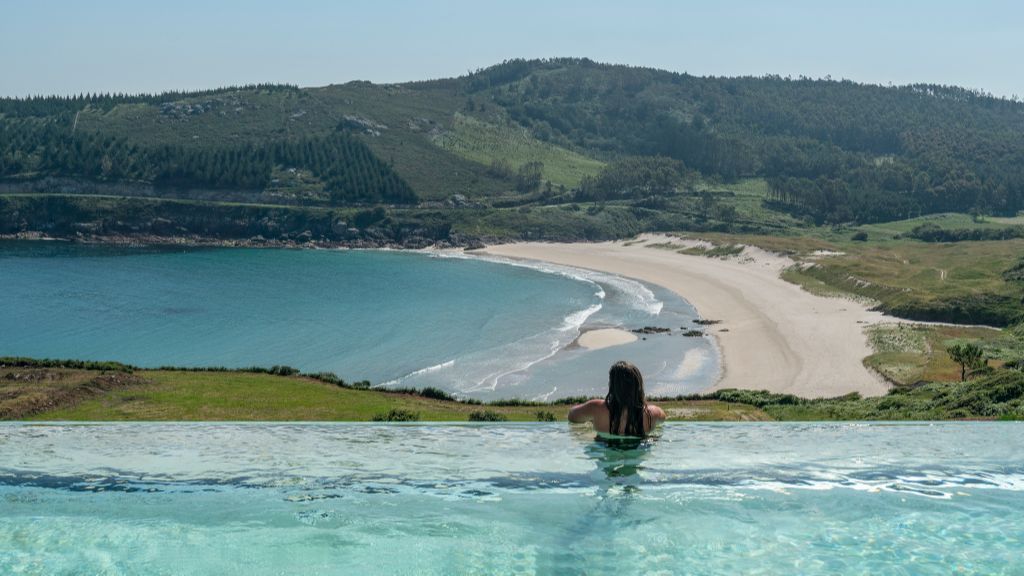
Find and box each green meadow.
[3,366,767,422]
[432,112,604,189]
[4,354,1024,422]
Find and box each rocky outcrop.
[0,194,488,250]
[631,326,672,335]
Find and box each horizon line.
[1,57,1019,102]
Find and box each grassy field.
[862,323,1017,385]
[857,212,1023,238]
[700,178,806,230]
[733,370,1024,420]
[432,113,604,189]
[653,221,1024,388]
[9,368,768,422]
[668,221,1024,327]
[788,239,1024,325]
[0,367,143,419]
[7,362,1024,422]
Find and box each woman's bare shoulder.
[646,403,667,420]
[568,398,607,423]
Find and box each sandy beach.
[576,328,639,350]
[484,234,893,398]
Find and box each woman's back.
[568,398,666,436]
[569,361,665,437]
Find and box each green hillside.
[432,112,604,189]
[4,57,1024,306]
[5,58,1024,219]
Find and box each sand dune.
[483,234,892,398]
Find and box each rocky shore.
[0,230,488,251]
[0,192,493,251]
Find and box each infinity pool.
[2,423,1022,574]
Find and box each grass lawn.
[24,370,769,422]
[9,362,1024,422]
[1,367,118,419]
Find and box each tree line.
[907,223,1024,242]
[0,84,299,117]
[574,156,689,202]
[0,119,416,205]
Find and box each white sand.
[482,234,893,398]
[576,328,639,350]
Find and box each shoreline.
[0,231,485,251]
[573,327,639,350]
[482,234,894,399]
[3,232,892,398]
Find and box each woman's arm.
[568,399,602,423]
[647,403,667,424]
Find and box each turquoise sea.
[0,241,718,400]
[2,422,1022,574]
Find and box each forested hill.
[462,59,1024,223]
[2,58,1024,225]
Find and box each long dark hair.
[605,361,649,437]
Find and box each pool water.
[1,423,1022,574]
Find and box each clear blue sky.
[2,0,1021,98]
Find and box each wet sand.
[575,328,639,350]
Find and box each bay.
[0,241,718,399]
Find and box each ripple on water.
[1,422,1023,574]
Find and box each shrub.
[851,231,868,241]
[418,387,456,401]
[372,409,420,422]
[1003,259,1024,283]
[0,357,135,373]
[535,411,557,422]
[268,365,300,376]
[1004,359,1024,371]
[550,396,591,405]
[468,410,508,422]
[353,206,388,228]
[491,398,547,407]
[710,388,805,408]
[908,223,1024,243]
[307,372,346,387]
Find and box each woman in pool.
[568,361,666,437]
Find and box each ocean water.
[0,241,718,400]
[1,422,1022,575]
